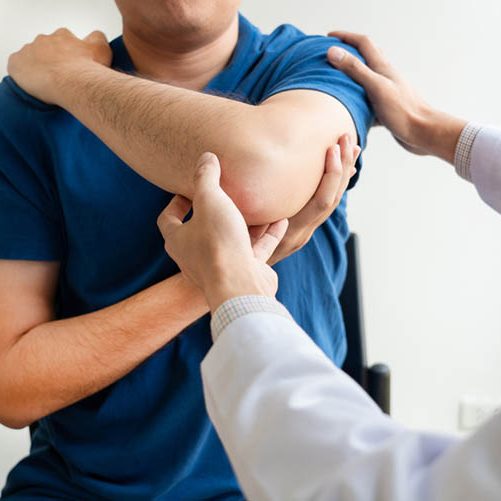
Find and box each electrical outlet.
[458,395,501,431]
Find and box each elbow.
[0,408,33,430]
[219,138,315,226]
[1,417,31,430]
[0,388,38,430]
[223,175,272,226]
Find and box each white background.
[1,0,500,489]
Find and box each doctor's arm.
[7,29,356,226]
[327,31,501,214]
[158,146,501,501]
[202,293,501,501]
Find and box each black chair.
[340,233,391,414]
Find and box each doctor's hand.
[157,153,288,313]
[327,31,466,164]
[8,29,111,106]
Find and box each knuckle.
[288,237,305,253]
[314,196,334,213]
[346,57,360,71]
[361,34,373,47]
[156,212,166,228]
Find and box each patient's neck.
[122,16,239,91]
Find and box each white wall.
[1,0,500,488]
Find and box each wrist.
[203,262,275,313]
[414,107,467,164]
[161,273,209,313]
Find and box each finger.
[53,27,74,37]
[249,224,270,245]
[157,195,192,235]
[193,152,222,192]
[352,145,362,177]
[84,30,109,46]
[327,46,384,93]
[252,219,289,263]
[287,145,343,232]
[315,143,344,205]
[327,31,392,75]
[336,136,357,198]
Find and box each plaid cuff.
[210,296,293,342]
[454,123,483,181]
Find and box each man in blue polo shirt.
[0,1,373,499]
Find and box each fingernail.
[329,47,346,64]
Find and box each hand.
[327,31,466,163]
[8,29,112,106]
[263,134,360,265]
[157,153,288,312]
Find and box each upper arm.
[0,80,64,260]
[0,260,59,354]
[0,84,63,348]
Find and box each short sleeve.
[261,33,374,187]
[0,78,63,261]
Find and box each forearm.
[0,273,207,429]
[56,63,272,207]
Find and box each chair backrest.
[340,233,369,387]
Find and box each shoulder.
[0,76,66,139]
[0,76,68,154]
[263,24,364,62]
[0,77,65,181]
[258,25,372,125]
[0,76,59,116]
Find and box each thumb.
[252,219,289,263]
[193,152,222,192]
[327,46,378,91]
[84,30,112,67]
[157,195,192,238]
[84,30,108,46]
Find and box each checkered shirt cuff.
[454,123,483,181]
[210,296,293,342]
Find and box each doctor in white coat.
[157,33,501,501]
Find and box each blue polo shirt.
[1,15,373,500]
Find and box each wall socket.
[458,395,501,431]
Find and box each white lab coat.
[471,126,501,214]
[201,125,501,500]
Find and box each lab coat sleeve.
[455,123,501,214]
[202,300,484,501]
[470,126,501,214]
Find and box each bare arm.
[8,30,356,225]
[58,69,355,225]
[0,260,207,429]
